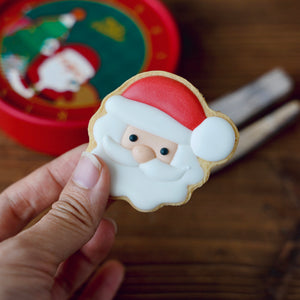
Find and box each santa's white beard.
[35,55,79,92]
[92,114,204,211]
[34,49,95,93]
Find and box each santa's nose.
[132,145,156,164]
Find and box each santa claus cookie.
[87,71,239,212]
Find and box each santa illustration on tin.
[2,8,100,103]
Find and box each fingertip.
[106,259,126,280]
[79,259,125,300]
[98,259,126,291]
[102,217,118,235]
[88,154,111,205]
[103,259,126,289]
[55,143,88,164]
[70,151,110,195]
[92,154,110,183]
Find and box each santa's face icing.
[92,110,204,212]
[35,49,95,93]
[121,126,178,165]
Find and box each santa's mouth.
[102,135,187,181]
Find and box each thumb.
[19,151,110,267]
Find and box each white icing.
[102,134,185,181]
[7,69,34,98]
[93,113,127,144]
[36,49,95,93]
[60,49,95,79]
[139,159,187,181]
[191,116,236,161]
[102,135,138,167]
[59,14,76,28]
[105,95,192,145]
[40,38,60,56]
[92,113,204,211]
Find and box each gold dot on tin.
[57,111,68,121]
[156,52,168,60]
[134,4,145,14]
[151,26,163,35]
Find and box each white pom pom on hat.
[190,116,236,161]
[106,73,236,162]
[59,8,87,28]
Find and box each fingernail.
[72,152,102,189]
[104,217,118,234]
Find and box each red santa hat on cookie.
[105,75,236,162]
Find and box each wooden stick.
[210,69,293,126]
[212,100,300,173]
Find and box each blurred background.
[1,0,300,299]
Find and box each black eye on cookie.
[129,134,138,142]
[160,147,169,156]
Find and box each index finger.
[0,144,87,241]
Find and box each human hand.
[0,145,124,299]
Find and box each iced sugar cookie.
[87,71,239,212]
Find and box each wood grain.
[1,0,300,299]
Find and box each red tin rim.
[0,97,88,155]
[143,0,180,72]
[0,97,86,128]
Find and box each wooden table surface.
[1,0,300,299]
